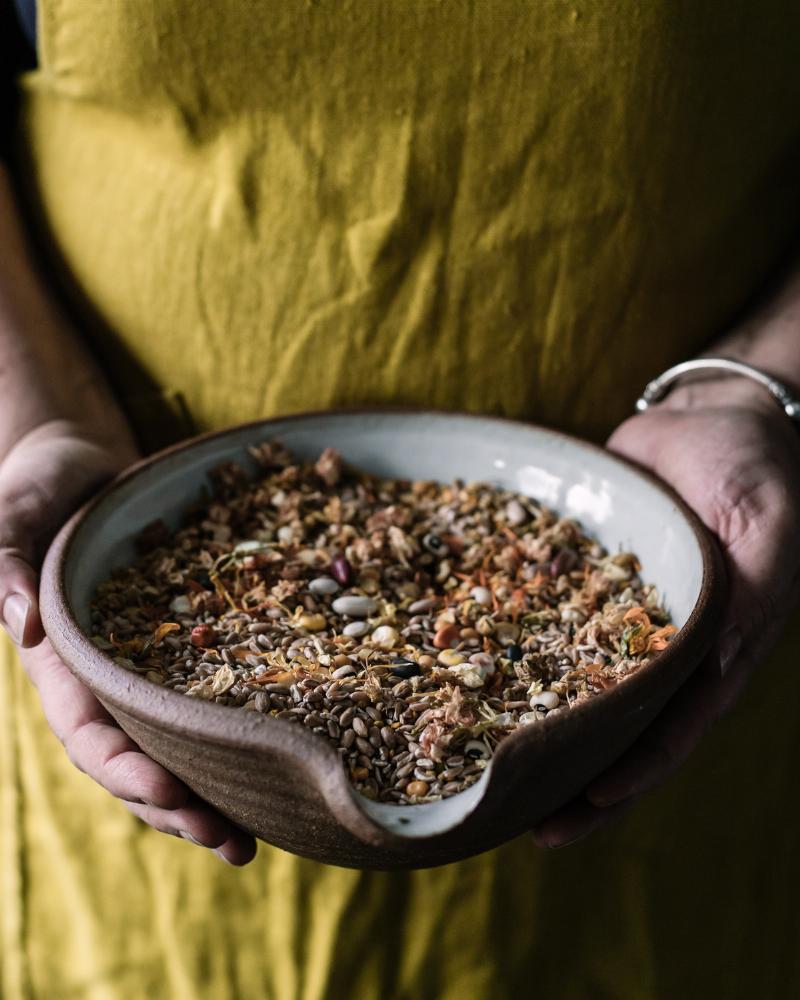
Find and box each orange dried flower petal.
[647,625,678,652]
[623,607,651,630]
[152,622,181,645]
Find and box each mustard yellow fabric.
[3,1,800,997]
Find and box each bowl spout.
[337,766,491,841]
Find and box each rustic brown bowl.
[39,409,725,869]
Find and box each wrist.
[642,350,800,426]
[659,372,784,420]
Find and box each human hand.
[533,379,800,847]
[0,419,257,865]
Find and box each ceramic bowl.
[40,410,725,869]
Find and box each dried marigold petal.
[623,607,652,629]
[588,673,617,689]
[647,625,679,651]
[251,669,298,685]
[315,447,342,487]
[152,622,181,645]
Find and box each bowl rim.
[39,406,726,844]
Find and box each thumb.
[0,420,130,650]
[0,434,55,649]
[0,437,59,647]
[606,410,681,466]
[0,548,42,647]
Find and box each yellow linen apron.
[3,2,800,997]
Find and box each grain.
[89,439,675,805]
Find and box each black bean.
[389,659,421,679]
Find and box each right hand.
[0,419,257,865]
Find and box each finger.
[20,641,191,809]
[585,646,755,808]
[532,794,638,849]
[66,718,192,809]
[121,799,258,866]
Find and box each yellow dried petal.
[152,622,181,645]
[211,664,235,695]
[295,613,327,632]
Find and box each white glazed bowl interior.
[62,411,704,838]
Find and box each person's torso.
[13,0,800,448]
[7,7,800,1000]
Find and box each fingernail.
[2,594,30,645]
[178,830,205,847]
[532,829,588,850]
[531,829,590,851]
[214,848,234,865]
[719,626,742,677]
[587,789,625,808]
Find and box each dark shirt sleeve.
[12,0,36,47]
[0,0,37,161]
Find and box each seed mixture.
[89,440,677,805]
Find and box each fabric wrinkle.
[0,636,32,1000]
[6,2,800,998]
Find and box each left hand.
[0,420,258,865]
[532,377,800,847]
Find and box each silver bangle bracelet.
[635,357,800,424]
